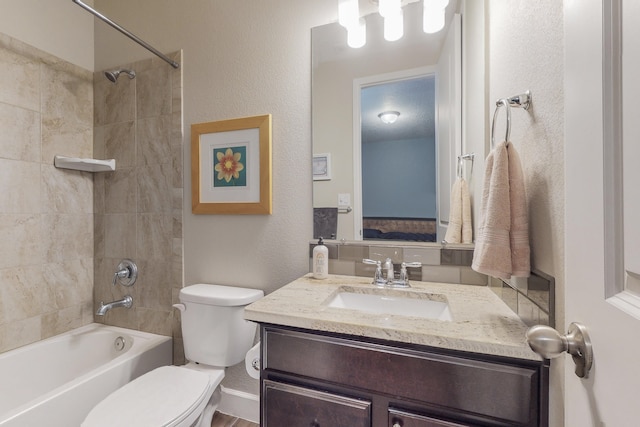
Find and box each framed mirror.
[312,0,468,244]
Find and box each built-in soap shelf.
[54,155,115,172]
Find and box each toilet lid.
[82,366,221,427]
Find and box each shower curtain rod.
[72,0,180,69]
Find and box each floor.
[210,412,259,427]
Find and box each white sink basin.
[326,288,452,321]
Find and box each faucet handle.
[112,259,138,287]
[399,262,422,284]
[362,259,385,285]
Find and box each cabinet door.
[389,408,473,427]
[263,380,371,427]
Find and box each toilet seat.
[82,365,224,427]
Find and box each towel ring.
[490,91,532,149]
[491,98,511,148]
[457,153,475,178]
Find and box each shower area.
[0,2,185,362]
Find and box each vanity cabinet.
[260,325,548,427]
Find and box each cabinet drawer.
[263,380,371,427]
[264,326,540,426]
[389,408,473,427]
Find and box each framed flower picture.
[191,115,272,214]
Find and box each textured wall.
[488,1,565,425]
[0,34,94,353]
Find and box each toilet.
[82,283,264,427]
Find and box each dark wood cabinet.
[260,325,548,427]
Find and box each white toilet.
[82,284,264,427]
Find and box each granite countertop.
[244,273,540,361]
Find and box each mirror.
[312,0,466,243]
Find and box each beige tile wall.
[0,33,94,353]
[93,53,184,362]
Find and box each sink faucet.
[362,259,422,288]
[96,295,133,316]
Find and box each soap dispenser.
[312,237,329,279]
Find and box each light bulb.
[379,0,401,18]
[423,6,445,33]
[384,8,404,42]
[347,18,366,48]
[338,0,359,29]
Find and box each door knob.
[525,322,593,378]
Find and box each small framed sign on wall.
[191,114,272,214]
[313,153,332,181]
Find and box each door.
[564,0,640,425]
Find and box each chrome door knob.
[526,322,593,378]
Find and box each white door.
[564,0,640,425]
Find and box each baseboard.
[217,385,259,424]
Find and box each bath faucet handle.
[112,259,138,287]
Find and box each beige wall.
[0,34,94,353]
[488,1,565,425]
[0,0,94,70]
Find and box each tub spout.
[96,295,133,316]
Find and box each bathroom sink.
[325,287,452,321]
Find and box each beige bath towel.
[472,141,530,279]
[444,177,473,244]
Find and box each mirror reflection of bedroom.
[360,75,437,242]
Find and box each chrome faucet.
[96,295,133,316]
[362,259,422,288]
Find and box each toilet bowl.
[82,284,263,427]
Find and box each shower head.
[104,69,136,83]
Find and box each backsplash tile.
[309,241,480,285]
[488,269,555,328]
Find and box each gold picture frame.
[191,114,272,214]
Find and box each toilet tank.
[177,284,263,367]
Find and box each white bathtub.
[0,323,172,427]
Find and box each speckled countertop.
[244,273,540,361]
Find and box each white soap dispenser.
[312,237,329,279]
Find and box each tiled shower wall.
[0,34,94,353]
[93,53,184,361]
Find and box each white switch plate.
[338,193,351,207]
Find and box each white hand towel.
[461,178,473,244]
[472,141,530,279]
[444,177,473,244]
[444,177,463,243]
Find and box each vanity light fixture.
[378,110,401,124]
[379,0,403,41]
[340,0,450,48]
[339,0,367,48]
[423,0,449,34]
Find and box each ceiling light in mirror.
[378,111,401,124]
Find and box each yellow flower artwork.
[214,147,246,187]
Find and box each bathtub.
[0,323,172,427]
